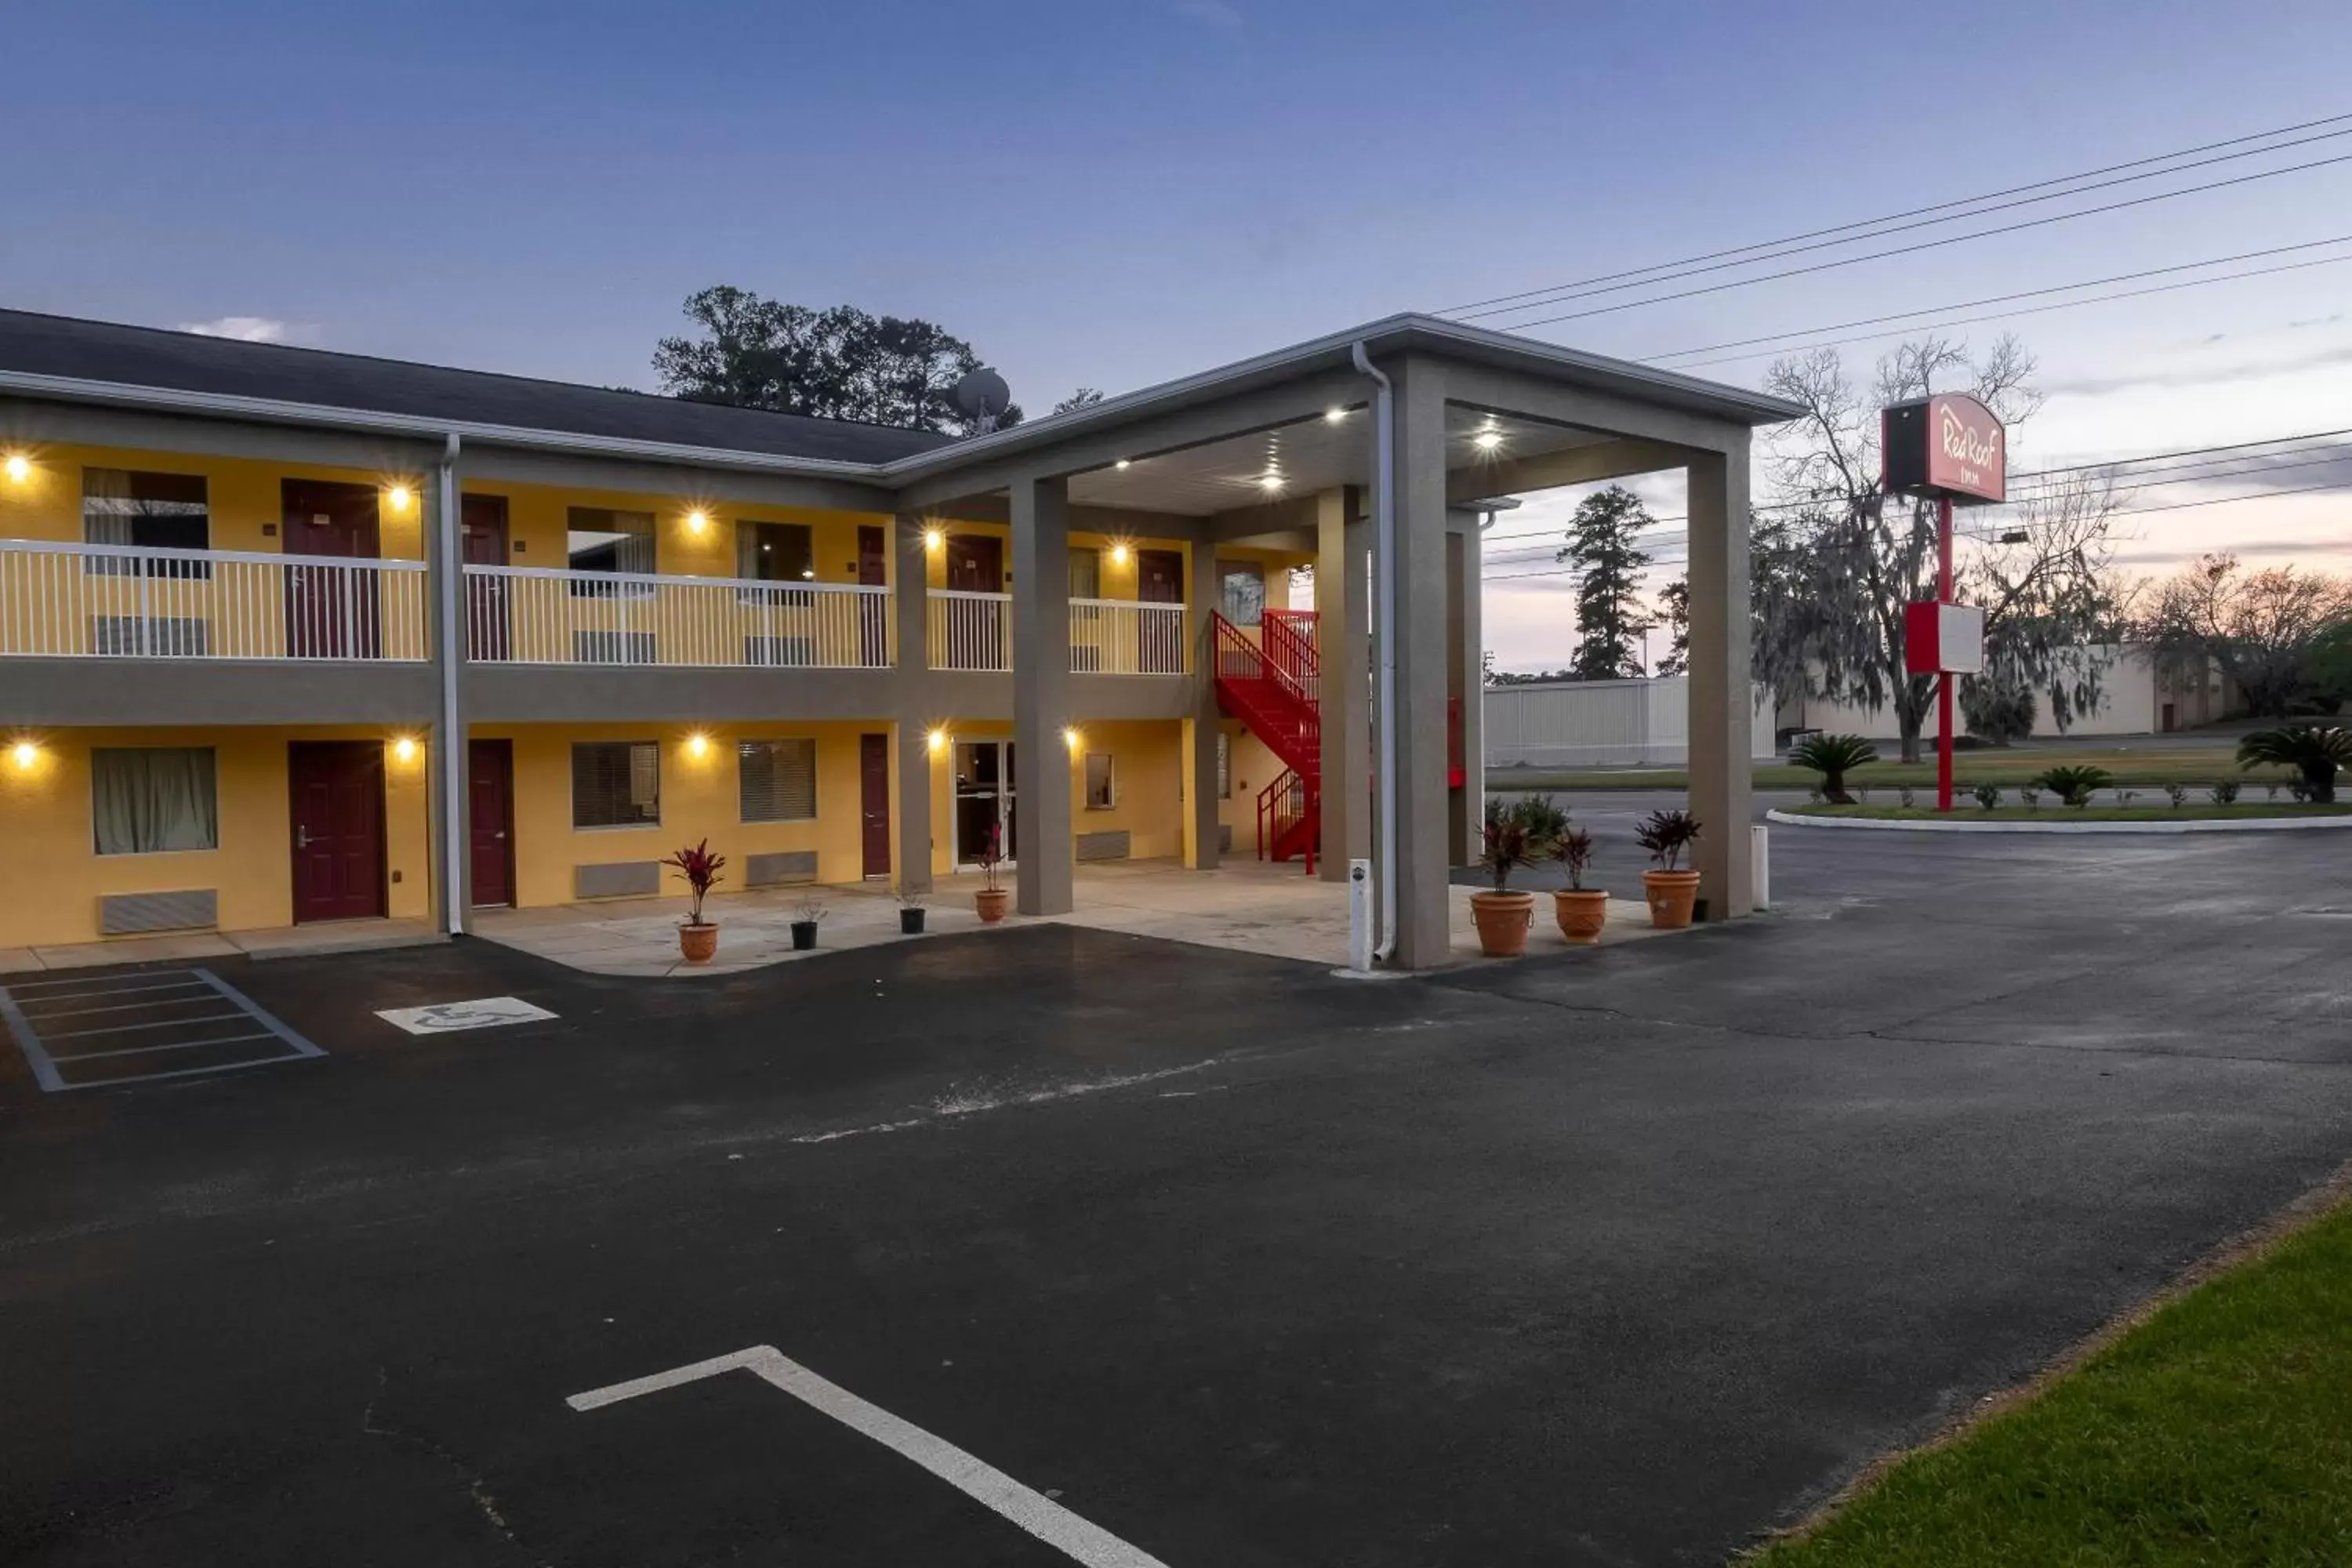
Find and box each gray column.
[892,513,934,893]
[1686,439,1755,917]
[1010,475,1074,915]
[426,440,469,934]
[1185,534,1220,868]
[1390,362,1454,968]
[1314,485,1369,881]
[1444,512,1484,866]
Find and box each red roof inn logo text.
[1881,392,2006,505]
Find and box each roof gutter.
[0,368,894,482]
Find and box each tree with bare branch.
[2132,554,2352,717]
[1753,333,2124,760]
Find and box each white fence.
[1485,676,1778,768]
[1070,598,1186,675]
[0,539,430,662]
[929,589,1011,672]
[463,566,891,668]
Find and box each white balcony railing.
[463,565,891,668]
[0,539,430,661]
[1070,598,1187,675]
[929,589,1011,672]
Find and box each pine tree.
[1558,486,1655,681]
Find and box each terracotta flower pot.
[1553,887,1610,946]
[975,887,1011,924]
[678,921,719,963]
[1642,869,1701,930]
[1469,890,1535,957]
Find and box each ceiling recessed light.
[1473,430,1504,452]
[1115,459,1132,470]
[1325,407,1346,423]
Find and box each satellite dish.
[954,367,1013,431]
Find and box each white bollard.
[1751,823,1770,911]
[1348,857,1374,973]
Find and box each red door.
[282,480,383,659]
[468,739,515,908]
[860,733,891,878]
[946,534,1003,592]
[858,524,887,666]
[289,742,387,923]
[462,495,510,661]
[1137,548,1185,673]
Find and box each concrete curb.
[1764,808,2352,836]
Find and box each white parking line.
[568,1345,1173,1568]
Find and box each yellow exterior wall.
[467,481,891,586]
[487,720,884,909]
[0,444,428,557]
[919,718,1183,873]
[1217,719,1287,853]
[0,726,430,949]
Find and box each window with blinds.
[572,741,661,828]
[566,507,656,595]
[739,738,818,822]
[738,520,815,583]
[84,468,210,576]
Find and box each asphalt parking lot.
[5,801,2350,1566]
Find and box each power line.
[1664,252,2352,372]
[1485,149,2352,333]
[1437,110,2352,317]
[1638,235,2352,363]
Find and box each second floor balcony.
[463,565,892,670]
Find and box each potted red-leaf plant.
[1472,797,1554,957]
[974,819,1011,924]
[661,837,727,962]
[1552,826,1608,945]
[1635,809,1702,929]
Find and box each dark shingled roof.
[0,309,959,465]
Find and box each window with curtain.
[84,468,210,577]
[1067,547,1101,600]
[572,742,661,828]
[91,747,218,855]
[1084,753,1116,811]
[737,521,815,583]
[738,738,818,822]
[566,508,656,595]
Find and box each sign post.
[1882,394,2006,812]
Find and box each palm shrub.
[1789,732,1878,804]
[2210,779,2241,806]
[2165,782,2187,809]
[1635,809,1702,871]
[1480,797,1559,893]
[2033,764,2113,808]
[1973,782,2002,810]
[2237,724,2352,804]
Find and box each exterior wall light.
[4,456,30,485]
[927,728,949,754]
[9,740,38,771]
[686,510,711,534]
[687,731,711,759]
[391,736,419,764]
[1062,726,1082,752]
[387,485,415,512]
[1109,543,1131,566]
[923,526,946,551]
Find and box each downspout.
[436,432,465,935]
[1351,342,1399,963]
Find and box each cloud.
[2044,342,2352,398]
[176,316,309,344]
[1173,0,1243,30]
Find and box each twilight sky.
[5,0,2350,670]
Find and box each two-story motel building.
[0,309,1797,969]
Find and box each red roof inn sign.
[1882,392,2006,505]
[1882,392,2007,811]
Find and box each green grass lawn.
[1783,802,2350,823]
[1749,1192,2352,1567]
[1493,745,2296,793]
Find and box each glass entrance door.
[953,741,1018,866]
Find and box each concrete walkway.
[0,917,444,976]
[470,856,1682,977]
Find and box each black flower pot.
[789,920,818,950]
[899,907,926,935]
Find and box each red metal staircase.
[1213,608,1321,871]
